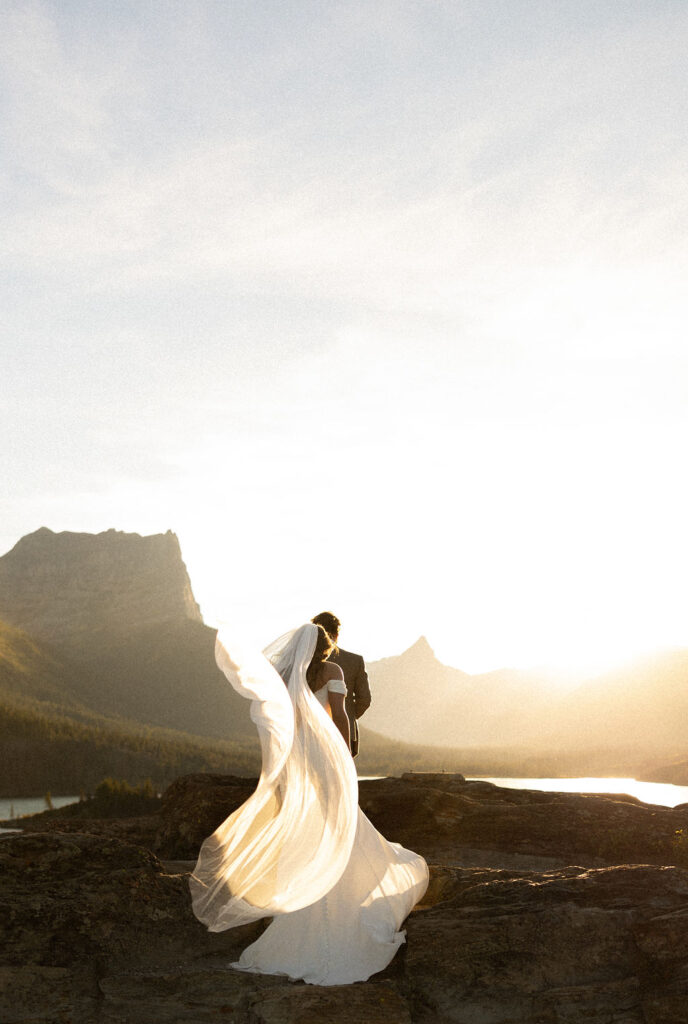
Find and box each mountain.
[0,528,253,741]
[0,607,262,796]
[3,526,688,791]
[0,612,470,795]
[545,649,688,752]
[0,528,478,793]
[0,527,201,645]
[364,637,471,743]
[366,636,688,759]
[0,530,566,752]
[366,636,553,747]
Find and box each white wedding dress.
[189,623,428,986]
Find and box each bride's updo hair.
[306,624,335,691]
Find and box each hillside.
[0,619,87,708]
[0,693,261,797]
[366,636,688,758]
[366,636,555,747]
[547,648,688,751]
[60,618,259,741]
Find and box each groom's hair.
[311,611,340,640]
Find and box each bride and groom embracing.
[189,612,428,986]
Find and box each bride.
[189,622,429,986]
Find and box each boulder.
[405,863,688,1023]
[0,831,246,970]
[154,772,257,858]
[0,830,262,1023]
[372,773,688,868]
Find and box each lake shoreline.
[471,775,688,808]
[4,774,688,820]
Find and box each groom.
[311,611,371,758]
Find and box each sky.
[2,0,687,673]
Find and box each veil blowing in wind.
[190,622,428,985]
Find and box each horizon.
[4,2,687,676]
[3,522,687,679]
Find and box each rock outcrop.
[0,831,261,1023]
[152,771,688,870]
[5,773,688,1023]
[0,527,202,646]
[154,773,257,858]
[404,862,688,1024]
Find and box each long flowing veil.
[189,623,359,931]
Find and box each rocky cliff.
[0,529,251,743]
[0,527,202,646]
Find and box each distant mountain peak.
[0,527,202,645]
[404,635,436,658]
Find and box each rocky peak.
[0,527,202,645]
[403,635,437,661]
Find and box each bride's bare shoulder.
[321,661,344,681]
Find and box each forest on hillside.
[0,697,261,796]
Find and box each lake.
[472,777,688,808]
[0,795,79,821]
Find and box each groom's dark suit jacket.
[330,646,371,758]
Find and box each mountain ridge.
[2,527,688,787]
[366,637,688,754]
[0,526,202,647]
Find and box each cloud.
[2,0,687,310]
[0,2,140,195]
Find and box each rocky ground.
[4,773,688,1023]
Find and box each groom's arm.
[353,657,371,719]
